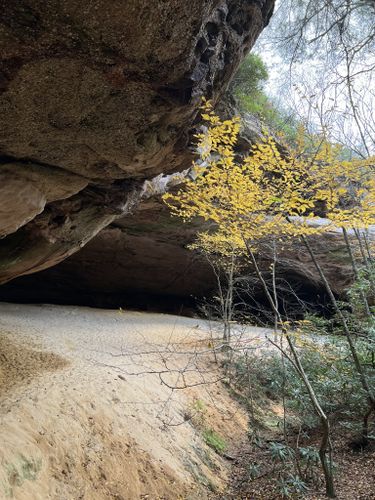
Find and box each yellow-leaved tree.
[163,100,375,498]
[165,100,374,248]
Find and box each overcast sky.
[252,2,375,156]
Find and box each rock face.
[0,194,216,310]
[0,0,274,283]
[1,189,371,315]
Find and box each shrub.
[202,428,227,455]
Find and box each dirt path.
[0,303,269,500]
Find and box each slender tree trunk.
[209,258,230,342]
[354,228,370,267]
[363,230,373,261]
[342,227,372,316]
[353,228,375,296]
[224,254,235,342]
[245,240,336,498]
[271,241,288,442]
[301,234,375,441]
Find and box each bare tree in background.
[258,0,375,156]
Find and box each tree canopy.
[164,101,375,256]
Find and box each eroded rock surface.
[0,163,88,237]
[1,190,371,315]
[0,0,274,283]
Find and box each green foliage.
[268,443,321,497]
[232,53,299,141]
[202,428,227,455]
[347,262,375,317]
[232,53,268,97]
[269,441,295,462]
[254,344,371,429]
[231,262,375,438]
[299,446,320,468]
[277,475,309,499]
[192,398,206,413]
[189,398,207,428]
[246,462,261,480]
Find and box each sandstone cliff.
[0,0,274,283]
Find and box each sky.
[251,0,375,156]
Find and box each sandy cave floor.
[0,302,268,500]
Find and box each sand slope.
[0,303,267,500]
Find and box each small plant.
[202,428,227,455]
[192,398,206,413]
[3,455,42,497]
[186,398,207,428]
[269,442,295,463]
[277,475,309,498]
[246,462,261,480]
[299,446,320,479]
